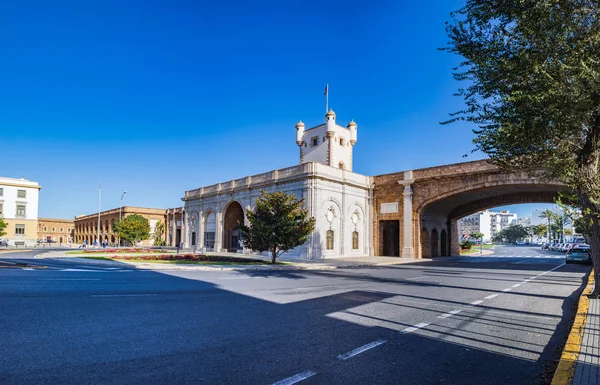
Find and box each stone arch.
[346,203,366,254]
[223,201,244,252]
[431,229,439,257]
[320,199,342,256]
[420,228,430,258]
[440,229,448,256]
[111,235,115,244]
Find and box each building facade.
[73,206,167,246]
[37,218,74,244]
[0,176,41,247]
[458,209,518,242]
[182,110,372,259]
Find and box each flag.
[324,84,328,96]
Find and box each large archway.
[223,201,244,252]
[418,184,567,257]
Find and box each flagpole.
[326,84,329,113]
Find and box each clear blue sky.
[0,0,551,219]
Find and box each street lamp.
[119,191,126,247]
[97,184,102,247]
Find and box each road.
[0,246,591,384]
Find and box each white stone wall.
[301,125,328,165]
[183,162,372,260]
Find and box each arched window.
[191,232,196,246]
[60,228,63,232]
[44,226,47,231]
[326,230,334,250]
[352,231,359,250]
[339,161,344,170]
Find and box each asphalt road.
[0,246,591,385]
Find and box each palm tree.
[538,209,555,242]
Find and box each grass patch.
[81,256,114,261]
[80,254,288,265]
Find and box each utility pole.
[119,191,126,247]
[97,184,102,247]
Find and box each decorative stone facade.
[38,218,74,244]
[183,162,372,259]
[73,206,167,246]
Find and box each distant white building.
[458,209,518,242]
[181,109,372,260]
[0,176,41,247]
[517,217,531,227]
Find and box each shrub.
[460,240,473,251]
[111,254,265,263]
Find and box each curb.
[551,269,596,385]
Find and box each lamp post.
[97,184,102,247]
[119,191,126,247]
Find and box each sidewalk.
[553,272,598,385]
[38,250,431,271]
[573,276,599,385]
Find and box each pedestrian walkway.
[573,277,599,385]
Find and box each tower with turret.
[295,109,358,171]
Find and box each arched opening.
[421,228,430,258]
[352,231,359,250]
[204,211,216,251]
[431,229,439,257]
[111,235,115,244]
[191,232,196,246]
[223,202,244,252]
[440,229,448,256]
[339,161,345,170]
[59,237,63,243]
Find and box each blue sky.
[0,0,553,219]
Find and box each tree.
[113,214,150,246]
[495,225,530,244]
[0,218,7,237]
[153,220,166,246]
[445,1,600,297]
[240,191,315,264]
[531,224,548,238]
[470,231,484,241]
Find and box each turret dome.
[325,109,336,118]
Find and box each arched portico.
[223,201,244,252]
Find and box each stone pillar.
[400,171,415,258]
[171,213,176,247]
[198,211,205,250]
[181,210,187,249]
[215,210,223,252]
[450,219,460,256]
[326,131,335,167]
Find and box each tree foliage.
[493,225,530,243]
[153,220,166,246]
[240,191,315,264]
[114,214,150,246]
[445,0,600,296]
[0,218,7,237]
[470,231,485,241]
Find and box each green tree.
[153,220,166,246]
[0,218,7,237]
[240,191,315,264]
[114,214,150,246]
[470,231,484,241]
[531,224,548,238]
[496,225,530,244]
[445,1,600,296]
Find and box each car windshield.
[569,251,589,257]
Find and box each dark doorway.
[224,201,244,252]
[175,229,181,247]
[440,229,448,256]
[380,220,399,256]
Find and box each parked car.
[565,246,591,264]
[541,242,551,250]
[0,239,8,247]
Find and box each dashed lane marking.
[337,339,387,360]
[271,370,317,385]
[484,294,499,300]
[401,322,429,334]
[470,300,484,305]
[438,309,462,319]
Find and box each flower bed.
[111,254,265,263]
[83,248,163,254]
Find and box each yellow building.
[0,176,41,247]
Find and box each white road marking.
[60,268,106,272]
[337,339,387,360]
[43,279,101,281]
[484,294,499,300]
[502,288,512,292]
[272,370,317,385]
[438,309,462,319]
[470,300,484,305]
[401,322,429,334]
[512,283,521,288]
[406,276,431,280]
[90,294,158,297]
[21,268,34,270]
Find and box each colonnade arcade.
[179,200,247,252]
[73,218,117,245]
